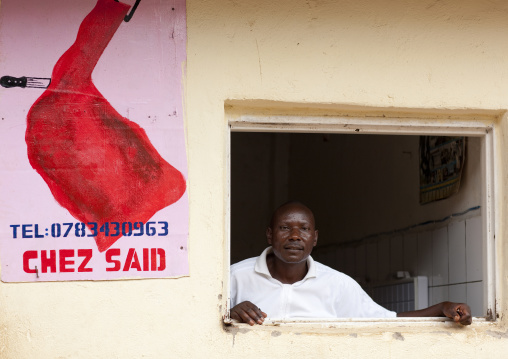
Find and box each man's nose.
[289,227,302,239]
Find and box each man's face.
[266,203,318,264]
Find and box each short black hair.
[268,200,316,228]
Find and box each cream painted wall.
[2,0,508,358]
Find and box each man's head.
[266,201,318,264]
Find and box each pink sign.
[0,0,189,281]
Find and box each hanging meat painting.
[0,0,189,282]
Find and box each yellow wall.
[2,0,508,357]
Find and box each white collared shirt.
[231,247,396,319]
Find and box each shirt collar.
[254,246,316,281]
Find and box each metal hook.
[114,0,141,22]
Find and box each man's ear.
[266,227,273,245]
[313,230,318,247]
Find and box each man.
[230,201,472,326]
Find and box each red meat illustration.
[25,0,186,252]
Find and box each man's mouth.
[284,245,303,251]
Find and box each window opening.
[226,113,495,325]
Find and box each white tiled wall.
[366,241,378,283]
[377,236,391,281]
[466,216,483,282]
[432,227,448,286]
[403,233,418,278]
[355,244,366,284]
[417,231,433,286]
[312,214,485,317]
[448,221,466,284]
[467,281,484,316]
[431,285,449,305]
[390,235,404,275]
[449,283,467,303]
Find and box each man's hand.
[441,302,472,325]
[230,301,267,326]
[397,301,472,325]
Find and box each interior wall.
[231,133,482,262]
[230,133,289,263]
[289,134,481,246]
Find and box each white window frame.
[223,109,498,328]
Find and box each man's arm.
[397,301,472,325]
[230,301,267,326]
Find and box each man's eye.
[280,226,289,230]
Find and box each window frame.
[223,108,498,327]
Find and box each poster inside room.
[419,136,465,204]
[0,0,189,282]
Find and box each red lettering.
[123,248,141,271]
[157,248,166,271]
[59,249,75,272]
[41,250,57,273]
[23,251,38,273]
[143,248,149,271]
[105,248,121,271]
[77,249,93,272]
[105,248,166,272]
[151,248,157,271]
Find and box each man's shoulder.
[313,260,358,285]
[313,261,344,275]
[231,256,258,275]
